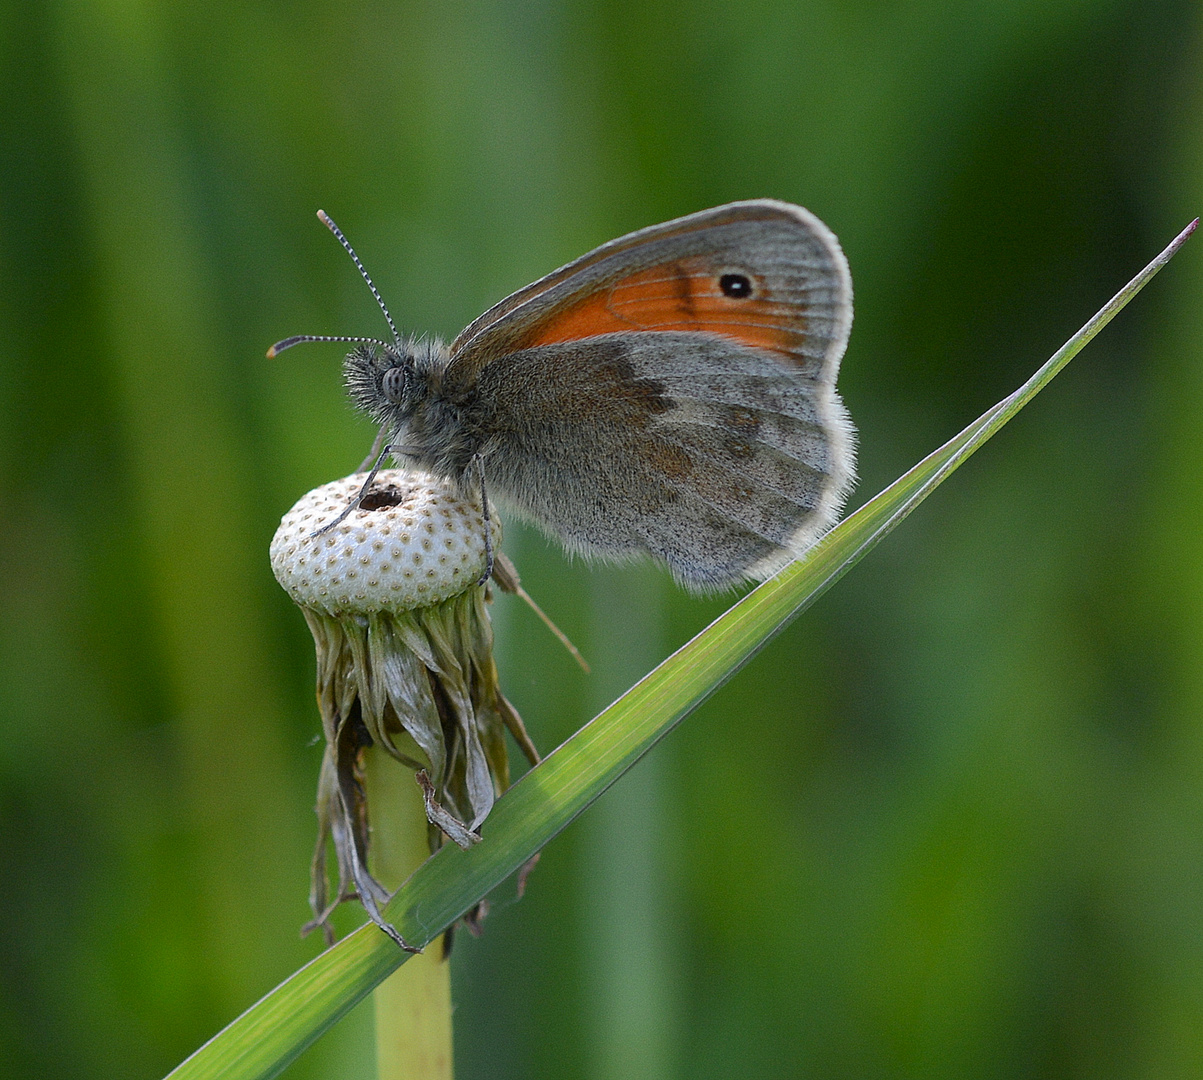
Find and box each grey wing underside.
[473,331,855,591]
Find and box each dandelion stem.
[365,746,453,1080]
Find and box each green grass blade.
[166,220,1195,1080]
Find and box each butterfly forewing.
[466,326,854,589]
[447,200,852,378]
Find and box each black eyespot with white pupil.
[719,273,753,299]
[382,366,408,402]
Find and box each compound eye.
[381,366,408,402]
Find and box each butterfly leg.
[311,441,416,538]
[474,454,495,587]
[356,422,390,473]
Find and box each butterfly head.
[343,336,451,429]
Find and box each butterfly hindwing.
[464,329,854,589]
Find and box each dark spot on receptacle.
[720,273,752,298]
[360,486,406,511]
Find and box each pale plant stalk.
[366,745,453,1080]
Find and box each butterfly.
[271,200,855,591]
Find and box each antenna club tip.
[317,209,332,226]
[266,345,278,358]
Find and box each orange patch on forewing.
[522,288,640,345]
[522,258,810,358]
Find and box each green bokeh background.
[3,1,1203,1077]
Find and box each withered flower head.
[270,470,537,950]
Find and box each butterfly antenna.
[267,334,392,358]
[317,210,402,346]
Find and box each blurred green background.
[2,1,1202,1077]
